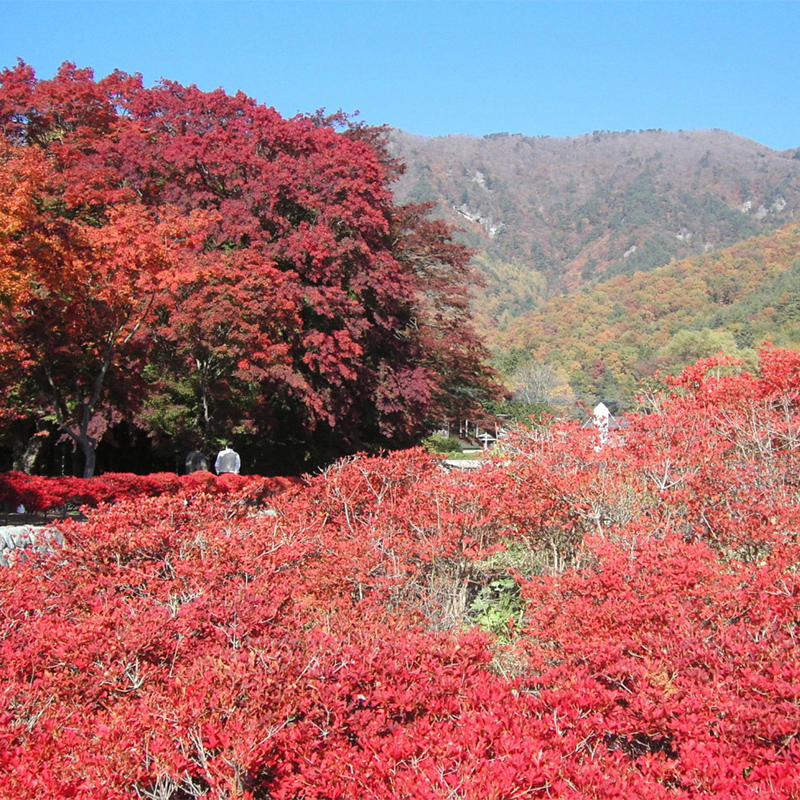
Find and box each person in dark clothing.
[185,447,209,474]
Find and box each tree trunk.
[199,356,212,443]
[44,337,116,480]
[18,438,44,475]
[78,434,97,479]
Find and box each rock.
[0,524,66,566]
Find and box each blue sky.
[1,1,798,150]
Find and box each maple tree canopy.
[0,62,497,476]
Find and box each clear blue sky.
[1,1,798,150]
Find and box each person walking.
[214,443,241,475]
[185,445,209,474]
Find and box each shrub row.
[0,470,302,514]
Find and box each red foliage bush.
[0,471,302,513]
[521,535,800,797]
[2,349,800,798]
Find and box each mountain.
[387,128,800,339]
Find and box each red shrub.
[0,470,302,513]
[3,351,800,797]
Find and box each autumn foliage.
[1,347,799,798]
[0,62,496,476]
[500,222,800,400]
[0,470,300,514]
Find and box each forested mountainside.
[498,223,800,407]
[388,128,800,335]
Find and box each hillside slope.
[499,223,800,406]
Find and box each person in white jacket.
[214,443,241,475]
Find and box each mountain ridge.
[388,126,800,314]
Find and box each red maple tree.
[0,62,497,475]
